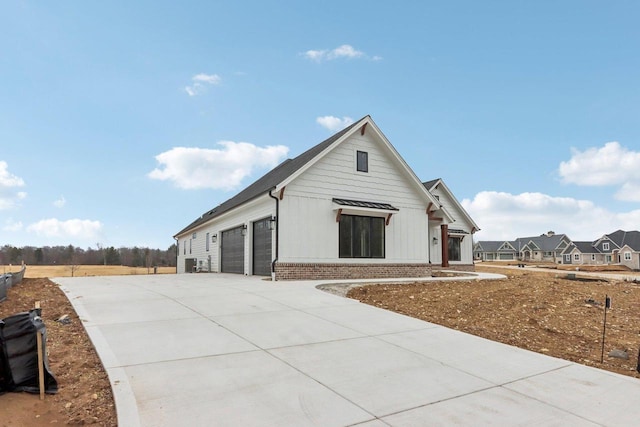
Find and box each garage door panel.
[253,218,272,276]
[221,227,244,274]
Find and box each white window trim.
[624,252,632,261]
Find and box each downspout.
[268,188,279,279]
[174,237,179,274]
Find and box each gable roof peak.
[175,115,441,237]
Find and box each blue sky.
[2,1,640,250]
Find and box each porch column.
[441,224,449,268]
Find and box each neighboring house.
[596,230,640,270]
[473,241,517,261]
[423,178,479,267]
[561,241,604,265]
[513,232,571,263]
[174,115,479,280]
[475,231,571,263]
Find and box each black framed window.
[339,214,384,258]
[448,237,461,261]
[356,151,368,172]
[206,232,210,251]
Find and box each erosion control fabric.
[0,309,58,394]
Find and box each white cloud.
[316,116,354,132]
[462,191,640,241]
[3,218,23,232]
[302,44,377,62]
[185,73,221,96]
[26,218,103,239]
[558,142,640,201]
[0,161,26,210]
[53,195,66,208]
[148,141,289,190]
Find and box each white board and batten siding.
[279,131,431,263]
[176,195,275,274]
[429,185,475,265]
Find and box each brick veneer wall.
[274,262,432,281]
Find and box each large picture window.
[339,215,384,258]
[448,237,461,261]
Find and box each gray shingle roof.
[605,230,640,251]
[514,234,568,252]
[474,241,516,252]
[174,117,365,237]
[565,241,601,254]
[422,178,440,190]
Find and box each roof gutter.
[268,188,279,279]
[174,236,179,274]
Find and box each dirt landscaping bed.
[0,278,116,426]
[348,266,640,379]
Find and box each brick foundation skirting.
[274,262,433,281]
[432,264,476,272]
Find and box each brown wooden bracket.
[336,208,342,222]
[426,202,442,221]
[360,122,367,135]
[386,213,392,226]
[279,187,286,200]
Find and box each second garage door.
[221,226,245,274]
[253,218,272,276]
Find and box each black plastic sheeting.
[0,276,7,303]
[1,266,26,303]
[0,309,58,394]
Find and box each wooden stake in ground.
[35,301,45,400]
[600,295,611,363]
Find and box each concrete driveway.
[54,273,640,426]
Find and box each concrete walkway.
[54,273,640,426]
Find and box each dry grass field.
[1,264,176,278]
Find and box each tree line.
[0,244,177,268]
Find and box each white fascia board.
[436,205,456,224]
[433,180,480,232]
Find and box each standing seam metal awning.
[332,198,399,211]
[332,198,399,225]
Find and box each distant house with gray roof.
[513,232,572,263]
[474,231,571,264]
[473,241,517,261]
[561,241,604,265]
[476,229,640,270]
[596,230,640,269]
